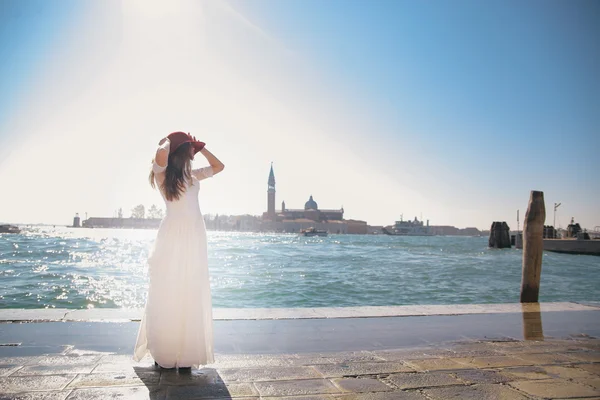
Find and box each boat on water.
[382,216,433,236]
[0,224,21,234]
[513,217,600,256]
[301,227,328,237]
[542,236,600,256]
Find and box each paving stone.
[159,368,224,386]
[0,366,22,377]
[213,358,295,369]
[218,366,322,382]
[543,343,594,352]
[254,379,340,397]
[212,354,296,368]
[575,363,600,375]
[66,371,159,388]
[444,343,503,357]
[424,383,531,399]
[452,355,533,368]
[575,339,600,350]
[491,341,572,354]
[0,375,76,393]
[565,398,600,400]
[513,342,590,354]
[489,341,529,349]
[292,351,386,365]
[61,349,107,358]
[314,362,413,377]
[448,349,504,357]
[500,366,552,380]
[65,386,166,400]
[513,352,579,365]
[35,356,102,367]
[0,391,72,400]
[4,322,600,399]
[543,365,600,380]
[91,362,157,374]
[562,351,600,362]
[522,344,584,353]
[510,378,600,398]
[93,354,153,368]
[166,381,257,398]
[403,358,471,372]
[332,377,392,393]
[464,336,519,343]
[332,392,427,400]
[451,368,512,384]
[386,372,464,389]
[260,396,328,400]
[95,354,139,365]
[14,364,97,376]
[372,348,457,361]
[575,378,600,390]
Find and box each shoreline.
[2,301,599,323]
[2,302,599,398]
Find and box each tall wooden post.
[520,191,546,303]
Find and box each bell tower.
[267,162,276,219]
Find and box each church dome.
[304,195,318,210]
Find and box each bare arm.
[200,147,225,175]
[155,137,170,169]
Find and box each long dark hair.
[149,142,192,201]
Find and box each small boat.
[301,227,328,237]
[0,224,21,234]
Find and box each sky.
[0,0,598,230]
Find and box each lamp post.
[553,202,561,228]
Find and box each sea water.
[1,227,598,309]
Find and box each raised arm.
[200,147,224,175]
[154,137,171,169]
[149,137,171,189]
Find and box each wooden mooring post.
[520,191,546,303]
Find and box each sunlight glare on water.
[1,227,599,309]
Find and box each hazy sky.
[1,0,598,230]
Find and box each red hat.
[166,131,205,155]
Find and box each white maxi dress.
[133,161,215,368]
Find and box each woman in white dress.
[133,131,224,370]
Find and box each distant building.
[266,163,276,220]
[346,219,368,234]
[82,217,161,229]
[262,164,344,224]
[261,164,367,233]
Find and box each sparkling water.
[1,227,598,309]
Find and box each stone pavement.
[1,303,599,399]
[0,337,599,399]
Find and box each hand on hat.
[188,133,205,152]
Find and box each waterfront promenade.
[1,302,599,399]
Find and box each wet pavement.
[2,309,600,356]
[0,303,599,399]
